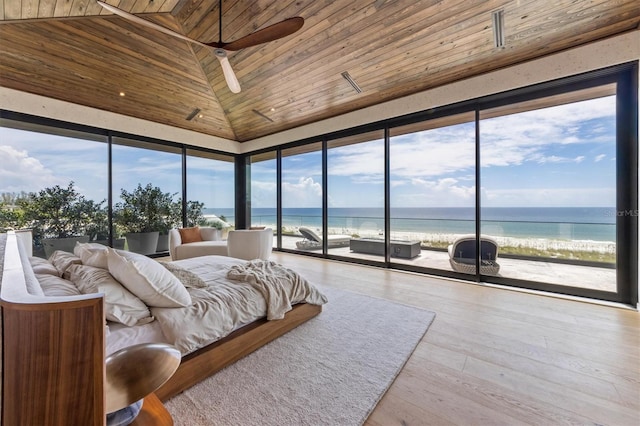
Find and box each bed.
[0,231,326,425]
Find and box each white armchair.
[168,227,273,261]
[168,227,227,260]
[227,228,273,261]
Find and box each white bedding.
[149,255,327,355]
[30,251,327,357]
[106,320,168,356]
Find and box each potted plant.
[85,204,126,250]
[17,182,105,258]
[114,183,177,255]
[155,198,183,253]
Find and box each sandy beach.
[293,225,617,255]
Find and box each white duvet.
[152,255,327,355]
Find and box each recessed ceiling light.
[119,91,126,97]
[198,114,204,119]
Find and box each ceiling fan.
[96,1,304,94]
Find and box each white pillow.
[106,248,192,308]
[68,264,154,326]
[48,250,83,277]
[74,242,109,269]
[36,273,82,297]
[30,257,60,276]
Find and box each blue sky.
[0,130,235,209]
[2,96,616,210]
[253,95,616,208]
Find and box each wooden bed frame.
[0,231,322,425]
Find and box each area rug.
[165,286,436,426]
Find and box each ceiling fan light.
[215,49,241,93]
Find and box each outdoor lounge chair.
[296,226,352,250]
[447,234,500,275]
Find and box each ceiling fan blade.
[97,1,212,49]
[218,17,304,51]
[214,49,241,93]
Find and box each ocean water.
[210,207,617,242]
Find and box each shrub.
[18,182,105,242]
[114,183,178,234]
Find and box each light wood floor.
[270,251,640,426]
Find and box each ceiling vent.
[341,71,362,94]
[252,109,274,123]
[186,108,201,121]
[492,10,505,49]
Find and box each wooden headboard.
[0,232,106,426]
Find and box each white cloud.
[328,142,384,177]
[390,177,475,207]
[1,128,111,199]
[594,154,606,162]
[533,154,585,164]
[250,180,277,208]
[479,96,615,167]
[320,96,616,207]
[282,176,322,207]
[0,145,60,193]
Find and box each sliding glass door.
[249,151,277,247]
[327,130,385,259]
[186,149,235,234]
[237,64,635,304]
[281,142,323,252]
[389,112,476,271]
[112,137,182,254]
[479,85,618,295]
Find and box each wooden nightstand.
[130,393,173,426]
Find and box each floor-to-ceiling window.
[0,120,108,257]
[0,115,240,258]
[111,137,183,255]
[248,151,277,247]
[389,112,476,271]
[281,142,323,252]
[479,85,618,294]
[327,130,385,258]
[186,149,236,236]
[2,63,635,304]
[244,64,636,305]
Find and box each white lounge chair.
[296,226,351,250]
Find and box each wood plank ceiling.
[0,1,638,142]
